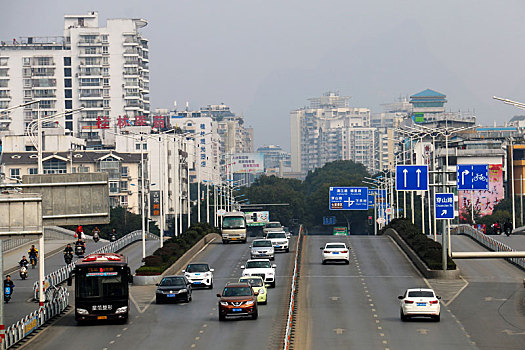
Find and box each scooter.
[75,245,85,257]
[19,265,28,280]
[93,234,100,243]
[30,257,37,269]
[64,252,73,265]
[4,285,12,303]
[110,234,117,242]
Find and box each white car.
[263,222,283,235]
[265,231,289,252]
[398,288,441,322]
[321,242,350,264]
[182,262,214,289]
[250,239,275,260]
[241,259,276,288]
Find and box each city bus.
[68,253,132,324]
[221,211,247,243]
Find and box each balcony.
[77,40,102,46]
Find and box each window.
[64,79,72,88]
[200,123,206,129]
[63,57,71,66]
[103,99,110,107]
[101,35,108,43]
[109,182,119,193]
[24,90,32,98]
[102,46,109,54]
[120,181,128,192]
[65,100,72,109]
[28,168,38,175]
[65,89,72,99]
[103,78,109,87]
[43,158,66,174]
[23,57,31,66]
[120,195,128,207]
[102,57,109,65]
[121,166,129,177]
[23,79,31,87]
[65,121,73,131]
[78,166,90,173]
[64,68,71,77]
[10,168,21,180]
[84,47,97,55]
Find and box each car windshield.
[222,286,252,297]
[253,240,272,247]
[240,278,263,287]
[326,244,346,249]
[267,232,286,239]
[246,261,271,269]
[266,223,281,228]
[407,291,434,298]
[186,264,209,273]
[222,217,245,229]
[160,277,186,287]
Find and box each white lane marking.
[302,275,414,278]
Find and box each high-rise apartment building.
[290,91,372,174]
[0,12,150,146]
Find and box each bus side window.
[127,267,133,284]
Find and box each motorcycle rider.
[75,238,86,254]
[19,256,29,268]
[75,225,84,240]
[110,228,117,241]
[28,245,38,268]
[4,275,14,293]
[63,244,74,263]
[92,227,100,241]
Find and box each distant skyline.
[2,1,525,151]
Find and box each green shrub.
[383,219,456,270]
[135,223,214,275]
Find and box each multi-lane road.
[24,237,296,350]
[21,232,525,350]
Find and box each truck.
[221,211,247,243]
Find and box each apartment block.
[0,12,150,146]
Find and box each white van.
[221,211,247,243]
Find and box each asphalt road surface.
[24,237,296,350]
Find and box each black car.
[156,275,192,304]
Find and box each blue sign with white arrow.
[456,164,489,190]
[435,193,454,219]
[396,165,429,191]
[329,187,369,210]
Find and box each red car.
[217,282,258,321]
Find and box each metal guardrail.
[5,286,69,349]
[32,230,158,300]
[283,225,303,350]
[2,237,38,253]
[453,224,525,270]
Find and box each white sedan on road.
[241,259,276,288]
[398,288,441,322]
[321,242,350,264]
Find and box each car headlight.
[77,308,89,315]
[178,289,188,294]
[245,300,255,306]
[115,306,128,314]
[258,288,265,294]
[220,301,228,306]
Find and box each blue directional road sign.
[435,193,454,220]
[368,194,375,207]
[457,164,489,190]
[329,187,369,210]
[323,216,336,225]
[396,165,429,191]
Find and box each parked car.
[156,275,192,304]
[265,231,289,252]
[183,262,214,289]
[250,239,275,260]
[321,242,350,264]
[241,259,276,288]
[239,276,267,304]
[398,288,441,322]
[217,282,258,320]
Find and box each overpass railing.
[453,224,525,269]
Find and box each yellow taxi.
[239,276,267,304]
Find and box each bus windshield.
[77,271,126,299]
[222,217,245,229]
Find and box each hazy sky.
[2,1,525,150]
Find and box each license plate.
[417,303,426,306]
[195,273,201,276]
[167,294,176,297]
[97,316,107,320]
[231,238,238,240]
[194,282,201,284]
[232,308,242,312]
[275,245,280,248]
[333,252,339,254]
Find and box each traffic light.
[368,216,373,225]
